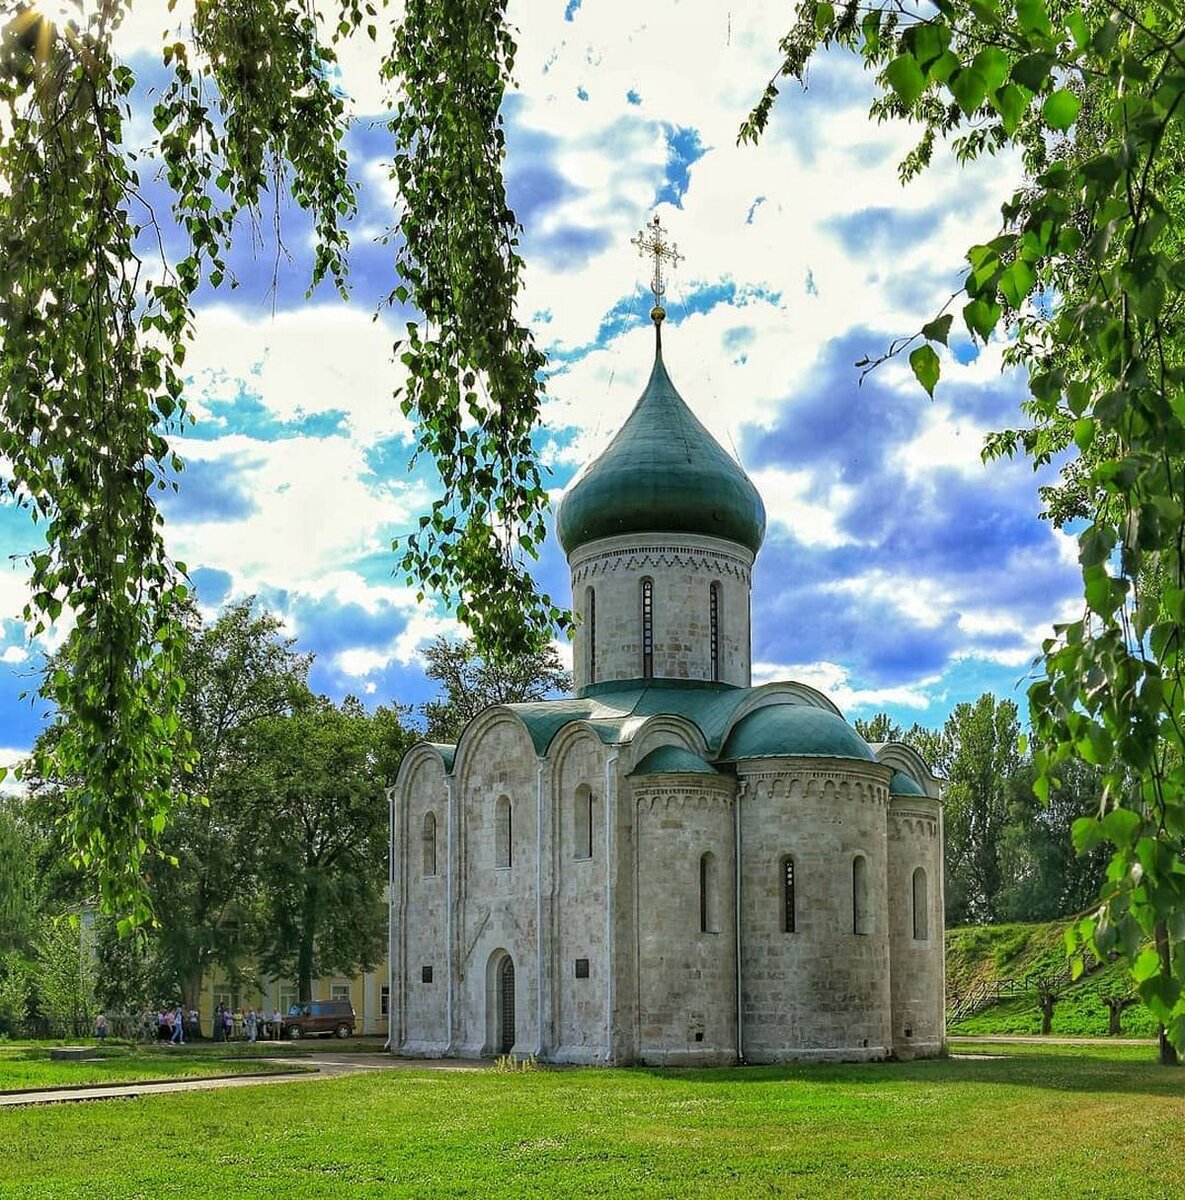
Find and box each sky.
[0,0,1084,774]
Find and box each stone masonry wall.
[633,777,738,1065]
[453,714,541,1057]
[568,533,753,690]
[738,760,894,1062]
[887,797,945,1058]
[550,730,610,1061]
[397,752,449,1053]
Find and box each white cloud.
[186,304,413,444]
[752,659,934,714]
[749,467,859,549]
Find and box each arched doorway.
[496,955,515,1054]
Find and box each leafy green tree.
[745,0,1185,1047]
[938,695,1022,925]
[0,804,39,952]
[23,599,312,1012]
[998,758,1111,922]
[0,0,558,919]
[244,694,390,1003]
[419,635,572,743]
[150,600,312,1013]
[0,950,34,1038]
[32,913,95,1038]
[852,712,904,743]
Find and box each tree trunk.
[1039,989,1055,1035]
[180,967,204,1037]
[1155,923,1180,1066]
[297,881,318,1003]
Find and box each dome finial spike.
[632,213,683,332]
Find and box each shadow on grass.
[636,1050,1180,1097]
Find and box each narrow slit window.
[642,578,654,678]
[853,854,869,935]
[422,811,437,878]
[586,586,597,683]
[574,784,593,860]
[700,851,718,933]
[710,582,721,682]
[495,795,512,869]
[912,867,928,940]
[782,855,796,933]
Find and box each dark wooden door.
[498,957,515,1054]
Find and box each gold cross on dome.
[631,214,683,304]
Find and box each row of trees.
[856,694,1108,928]
[0,602,569,1031]
[1,601,411,1027]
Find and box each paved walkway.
[0,1053,483,1108]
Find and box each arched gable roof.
[394,740,455,791]
[873,741,942,800]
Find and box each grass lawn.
[0,1042,1181,1198]
[0,1043,305,1092]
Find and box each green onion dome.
[556,339,767,557]
[718,705,877,763]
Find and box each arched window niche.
[495,795,512,869]
[912,866,928,940]
[699,851,719,933]
[781,854,796,933]
[574,783,594,861]
[852,854,870,935]
[709,581,722,682]
[641,577,654,679]
[422,811,437,878]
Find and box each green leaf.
[999,258,1035,308]
[963,297,1002,341]
[1073,418,1095,452]
[861,10,882,56]
[922,314,954,345]
[1011,53,1053,92]
[972,47,1009,94]
[1065,10,1089,50]
[950,67,988,117]
[1043,89,1081,131]
[1016,0,1053,37]
[909,343,941,397]
[884,55,928,107]
[993,83,1030,136]
[815,1,834,35]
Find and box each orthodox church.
[390,222,945,1065]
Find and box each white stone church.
[391,258,945,1065]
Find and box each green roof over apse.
[718,705,877,764]
[889,769,927,796]
[630,745,722,777]
[507,679,749,756]
[556,332,767,556]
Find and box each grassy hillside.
[945,920,1158,1038]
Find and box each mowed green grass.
[0,1044,303,1091]
[1,1043,1181,1199]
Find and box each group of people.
[211,1004,287,1043]
[140,1005,195,1044]
[117,1005,287,1043]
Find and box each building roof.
[889,769,927,796]
[717,705,877,764]
[629,745,723,777]
[555,336,767,556]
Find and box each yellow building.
[195,961,391,1037]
